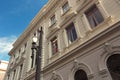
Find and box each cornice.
[43,21,120,73]
[8,56,25,72]
[9,0,61,55]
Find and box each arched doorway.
[74,69,88,80]
[107,54,120,80]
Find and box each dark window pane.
[74,70,88,80]
[51,37,58,55]
[87,15,97,28]
[62,2,69,13]
[66,23,77,44]
[72,27,77,41]
[94,8,104,24]
[51,15,56,25]
[107,54,120,80]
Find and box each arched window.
[107,54,120,80]
[74,70,88,80]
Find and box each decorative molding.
[71,59,79,71]
[76,0,93,13]
[50,71,62,80]
[46,26,60,39]
[104,43,113,54]
[43,22,120,73]
[99,42,120,73]
[115,0,120,5]
[99,69,108,78]
[104,43,120,54]
[71,59,94,79]
[59,10,77,28]
[88,74,94,80]
[25,67,36,80]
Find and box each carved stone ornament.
[99,69,108,78]
[104,42,120,54]
[71,59,80,71]
[50,71,62,80]
[104,43,113,54]
[88,74,94,80]
[71,59,94,80]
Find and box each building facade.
[0,60,8,80]
[4,0,120,80]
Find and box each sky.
[0,0,48,61]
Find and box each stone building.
[4,0,120,80]
[0,60,8,80]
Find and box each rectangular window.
[50,15,56,25]
[19,64,23,79]
[8,74,10,80]
[13,69,16,80]
[25,43,27,48]
[51,37,58,55]
[62,2,70,13]
[85,5,104,28]
[66,23,77,44]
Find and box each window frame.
[50,14,56,26]
[85,5,104,28]
[51,36,58,55]
[62,2,70,14]
[66,23,77,45]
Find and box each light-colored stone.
[4,0,120,80]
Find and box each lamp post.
[31,27,43,80]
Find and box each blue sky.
[0,0,48,61]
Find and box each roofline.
[9,0,59,55]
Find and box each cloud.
[0,36,17,53]
[0,36,17,61]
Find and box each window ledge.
[47,24,60,39]
[49,51,60,62]
[85,16,113,38]
[76,0,92,13]
[61,38,81,56]
[66,38,80,50]
[26,67,36,78]
[59,10,77,27]
[90,16,113,32]
[49,21,57,28]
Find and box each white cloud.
[0,36,17,53]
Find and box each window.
[66,23,77,44]
[7,74,10,80]
[51,37,58,55]
[107,54,120,80]
[18,64,23,79]
[50,15,56,25]
[62,2,70,13]
[74,70,88,80]
[25,42,27,48]
[19,49,21,54]
[13,69,16,80]
[85,5,104,28]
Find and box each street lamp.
[31,27,43,80]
